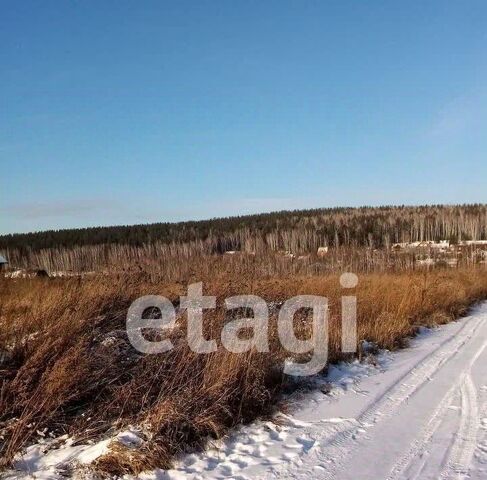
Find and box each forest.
[1,204,486,275]
[1,204,486,252]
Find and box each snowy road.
[271,304,487,480]
[145,303,487,480]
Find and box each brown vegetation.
[2,243,486,283]
[1,265,487,475]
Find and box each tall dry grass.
[3,240,485,280]
[1,267,487,475]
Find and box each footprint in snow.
[296,435,318,452]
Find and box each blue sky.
[1,1,486,234]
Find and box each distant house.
[317,246,329,257]
[461,240,487,249]
[0,255,8,271]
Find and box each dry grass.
[4,240,485,278]
[1,267,487,475]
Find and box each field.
[1,264,487,477]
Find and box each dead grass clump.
[93,441,170,477]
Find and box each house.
[5,268,50,278]
[456,240,487,254]
[462,240,487,246]
[429,240,450,248]
[317,246,329,257]
[0,255,8,271]
[461,240,487,250]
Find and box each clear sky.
[1,1,486,234]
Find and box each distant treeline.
[1,204,487,254]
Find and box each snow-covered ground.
[5,303,487,480]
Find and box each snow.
[3,436,111,479]
[2,429,143,480]
[4,303,487,480]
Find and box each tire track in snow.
[386,372,478,480]
[473,384,487,475]
[385,377,458,480]
[441,374,480,479]
[439,340,487,480]
[265,312,486,480]
[388,341,486,480]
